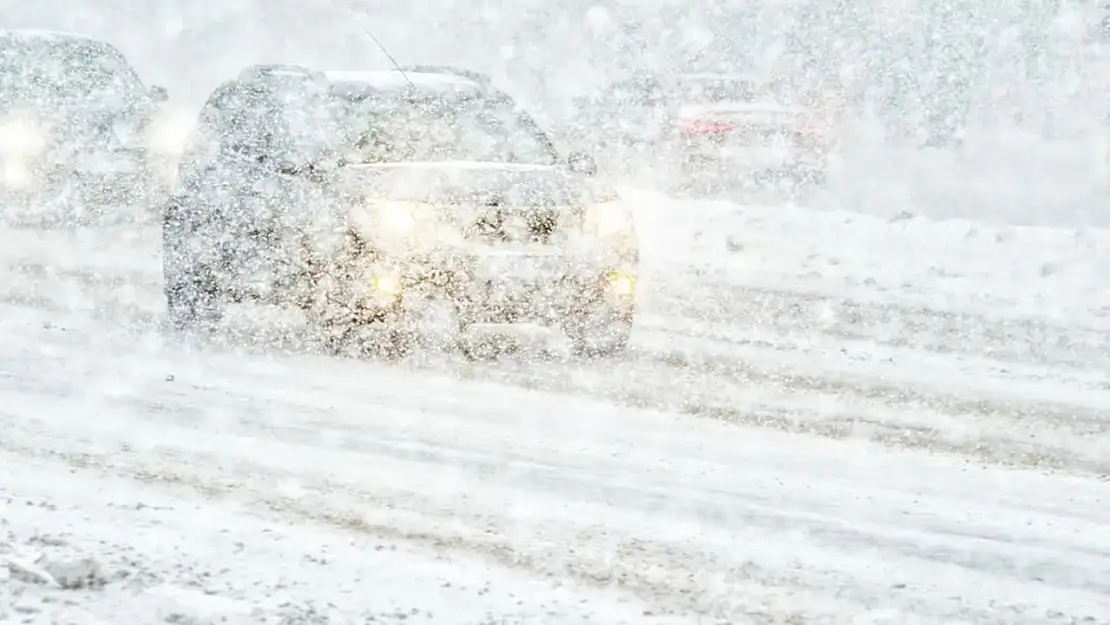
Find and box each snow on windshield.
[336,93,558,165]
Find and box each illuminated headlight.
[372,270,402,296]
[606,271,636,297]
[582,200,633,238]
[0,117,45,157]
[378,201,419,234]
[359,200,441,237]
[358,264,403,305]
[145,110,195,155]
[1,160,34,189]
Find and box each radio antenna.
[362,25,413,88]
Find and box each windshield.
[670,77,762,104]
[0,36,146,104]
[335,93,558,166]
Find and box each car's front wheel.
[315,314,414,360]
[164,271,224,334]
[300,259,414,360]
[563,301,633,358]
[162,199,225,334]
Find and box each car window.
[336,92,558,166]
[604,77,662,107]
[191,78,337,172]
[669,77,760,104]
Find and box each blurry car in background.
[568,70,842,193]
[0,29,188,225]
[163,64,637,359]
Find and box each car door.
[228,81,345,304]
[211,83,300,303]
[163,80,247,293]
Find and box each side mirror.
[305,160,338,183]
[150,85,169,102]
[567,151,598,177]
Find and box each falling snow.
[1,1,1109,623]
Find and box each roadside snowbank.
[827,120,1109,228]
[626,188,1110,329]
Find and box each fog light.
[606,272,635,297]
[373,272,402,296]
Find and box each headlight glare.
[583,200,632,238]
[146,111,195,154]
[0,117,45,157]
[606,271,636,296]
[372,270,402,296]
[1,160,34,188]
[378,201,419,234]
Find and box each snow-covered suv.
[163,64,638,358]
[0,29,184,224]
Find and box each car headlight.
[146,110,195,155]
[378,201,419,234]
[1,160,34,189]
[351,200,440,238]
[0,117,45,157]
[606,270,636,297]
[582,200,633,238]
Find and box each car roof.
[675,72,761,82]
[322,69,484,99]
[0,28,106,46]
[241,64,321,80]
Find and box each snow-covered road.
[3,191,1110,623]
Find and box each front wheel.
[164,274,224,335]
[563,303,633,358]
[316,317,414,361]
[163,198,225,335]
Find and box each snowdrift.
[626,188,1110,329]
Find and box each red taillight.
[681,120,735,136]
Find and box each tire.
[318,317,413,361]
[564,303,633,358]
[164,274,224,334]
[162,198,224,334]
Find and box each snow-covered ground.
[3,188,1110,623]
[3,304,1110,624]
[630,188,1110,329]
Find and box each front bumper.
[334,249,637,326]
[0,153,172,208]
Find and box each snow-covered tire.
[316,317,413,361]
[564,305,633,358]
[164,276,224,334]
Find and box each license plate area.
[476,251,568,283]
[473,252,576,320]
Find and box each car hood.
[337,161,611,207]
[676,102,804,126]
[0,95,154,149]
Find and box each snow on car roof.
[0,28,103,45]
[323,69,483,96]
[676,72,762,82]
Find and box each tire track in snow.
[664,277,1110,374]
[2,286,1108,477]
[3,231,1110,474]
[3,319,1109,624]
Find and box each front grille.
[465,205,564,244]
